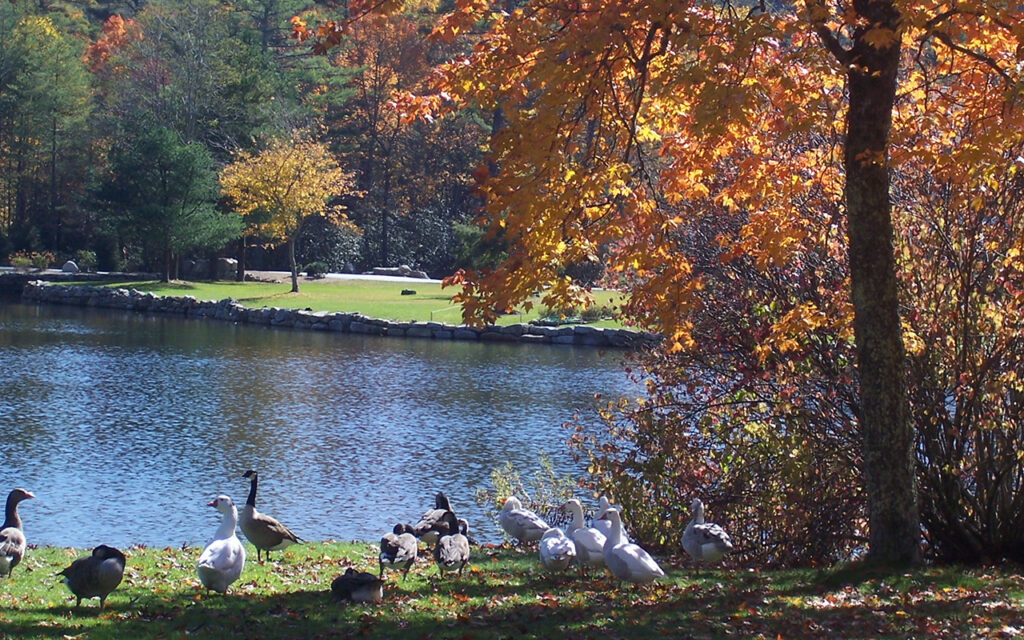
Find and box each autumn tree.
[299,0,1022,565]
[308,11,486,275]
[220,132,356,292]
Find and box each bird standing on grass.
[197,495,246,593]
[239,470,302,562]
[0,488,34,579]
[58,545,126,608]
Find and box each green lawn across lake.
[91,278,626,329]
[2,542,1020,639]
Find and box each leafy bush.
[10,256,32,270]
[303,261,328,278]
[74,249,97,272]
[297,217,362,273]
[473,451,578,536]
[9,250,54,270]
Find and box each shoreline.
[19,279,660,349]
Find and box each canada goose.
[240,470,302,562]
[499,497,549,544]
[682,498,734,563]
[539,527,576,572]
[433,511,470,577]
[379,523,417,580]
[412,491,454,544]
[0,488,34,578]
[58,545,126,608]
[562,498,606,574]
[197,495,246,593]
[332,567,384,603]
[598,508,665,585]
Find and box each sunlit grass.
[2,543,1022,639]
[85,279,626,329]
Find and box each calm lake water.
[0,300,638,548]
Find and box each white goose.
[682,498,733,563]
[499,497,549,544]
[562,498,605,574]
[197,495,246,593]
[593,496,629,542]
[598,508,665,585]
[538,527,576,572]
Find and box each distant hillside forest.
[0,0,492,279]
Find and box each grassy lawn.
[88,279,626,329]
[3,542,1022,639]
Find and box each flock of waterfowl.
[0,472,735,608]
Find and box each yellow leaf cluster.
[220,133,356,242]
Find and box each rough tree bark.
[838,0,921,565]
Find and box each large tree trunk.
[844,0,920,566]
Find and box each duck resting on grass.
[539,527,577,572]
[332,568,384,603]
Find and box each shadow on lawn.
[3,553,1022,640]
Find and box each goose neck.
[3,493,21,531]
[215,506,239,540]
[605,516,623,546]
[246,474,258,507]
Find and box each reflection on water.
[0,300,638,547]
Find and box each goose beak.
[207,499,218,507]
[24,491,35,499]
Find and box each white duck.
[539,527,576,572]
[598,508,665,585]
[197,495,246,593]
[593,496,629,542]
[682,498,734,563]
[499,497,549,544]
[562,498,605,574]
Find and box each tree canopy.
[297,0,1024,565]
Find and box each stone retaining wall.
[21,281,659,349]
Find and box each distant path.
[247,270,444,285]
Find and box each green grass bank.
[3,542,1022,639]
[91,279,626,329]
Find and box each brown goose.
[331,567,383,603]
[379,523,417,580]
[58,545,126,608]
[433,511,470,578]
[412,491,455,544]
[239,470,302,562]
[0,488,34,578]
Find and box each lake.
[0,299,638,548]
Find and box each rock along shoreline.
[19,279,660,350]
